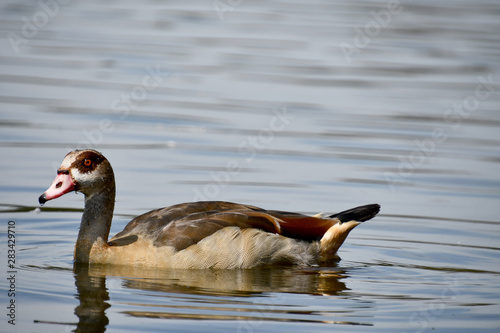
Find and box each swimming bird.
[39,149,380,268]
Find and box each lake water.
[1,0,500,332]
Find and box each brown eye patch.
[72,150,105,173]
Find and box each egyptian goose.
[39,149,380,268]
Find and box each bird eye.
[84,159,92,167]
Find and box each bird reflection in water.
[62,262,368,332]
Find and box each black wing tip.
[107,235,138,247]
[330,203,380,223]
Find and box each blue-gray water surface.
[1,0,500,332]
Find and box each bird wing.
[109,201,338,251]
[152,210,282,251]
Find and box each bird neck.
[75,184,116,263]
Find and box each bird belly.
[89,227,321,269]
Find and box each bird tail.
[329,204,380,223]
[319,204,380,264]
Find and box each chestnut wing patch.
[153,211,282,251]
[266,210,337,241]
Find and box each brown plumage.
[39,149,380,268]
